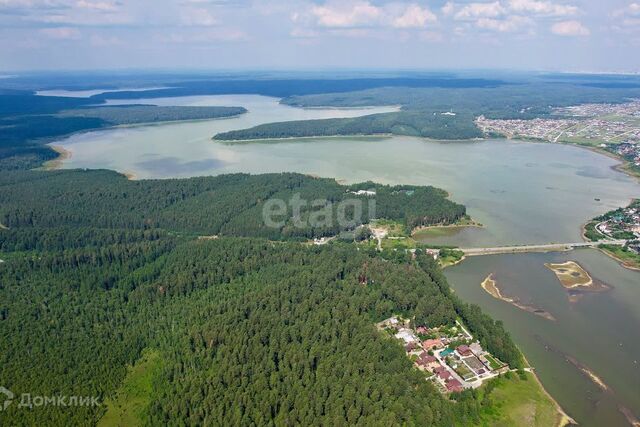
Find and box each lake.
[49,94,640,426]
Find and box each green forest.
[213,110,482,141]
[0,170,465,239]
[214,81,640,142]
[58,105,246,126]
[5,73,621,425]
[0,228,522,426]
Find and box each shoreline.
[44,145,139,181]
[213,133,485,144]
[42,145,72,170]
[597,247,640,272]
[521,354,577,427]
[413,219,484,234]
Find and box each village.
[377,316,509,394]
[609,142,640,167]
[594,200,640,253]
[475,99,640,158]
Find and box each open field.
[478,373,571,427]
[98,350,162,427]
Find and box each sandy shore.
[122,171,138,180]
[42,145,72,170]
[520,354,577,426]
[481,274,556,321]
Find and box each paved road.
[460,240,627,256]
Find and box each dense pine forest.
[0,73,582,425]
[0,160,523,426]
[0,170,465,239]
[0,229,521,426]
[213,111,483,141]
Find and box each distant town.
[378,316,509,394]
[476,99,640,168]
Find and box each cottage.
[437,370,452,381]
[422,338,444,350]
[395,328,419,344]
[456,345,472,357]
[416,352,440,370]
[416,326,429,335]
[469,342,483,355]
[446,378,464,393]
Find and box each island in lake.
[544,261,611,302]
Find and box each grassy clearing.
[438,248,465,268]
[484,354,505,371]
[98,350,163,427]
[371,219,409,237]
[478,373,566,427]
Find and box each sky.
[0,0,639,72]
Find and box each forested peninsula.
[213,111,482,141]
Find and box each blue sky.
[0,0,638,72]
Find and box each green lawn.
[484,354,505,371]
[478,373,565,427]
[98,350,163,427]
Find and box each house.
[469,342,483,355]
[456,345,472,357]
[437,370,452,381]
[446,378,464,393]
[416,352,440,370]
[422,338,444,350]
[395,328,419,344]
[416,326,429,335]
[405,342,418,353]
[433,366,447,375]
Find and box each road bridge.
[459,240,627,256]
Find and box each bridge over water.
[459,240,628,256]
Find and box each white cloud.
[311,1,381,28]
[156,28,249,43]
[295,1,437,34]
[454,2,505,20]
[75,0,118,11]
[392,4,437,28]
[508,0,578,17]
[551,19,589,36]
[476,15,533,32]
[612,2,640,18]
[39,26,80,38]
[180,7,217,26]
[441,2,455,16]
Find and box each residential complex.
[378,316,509,394]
